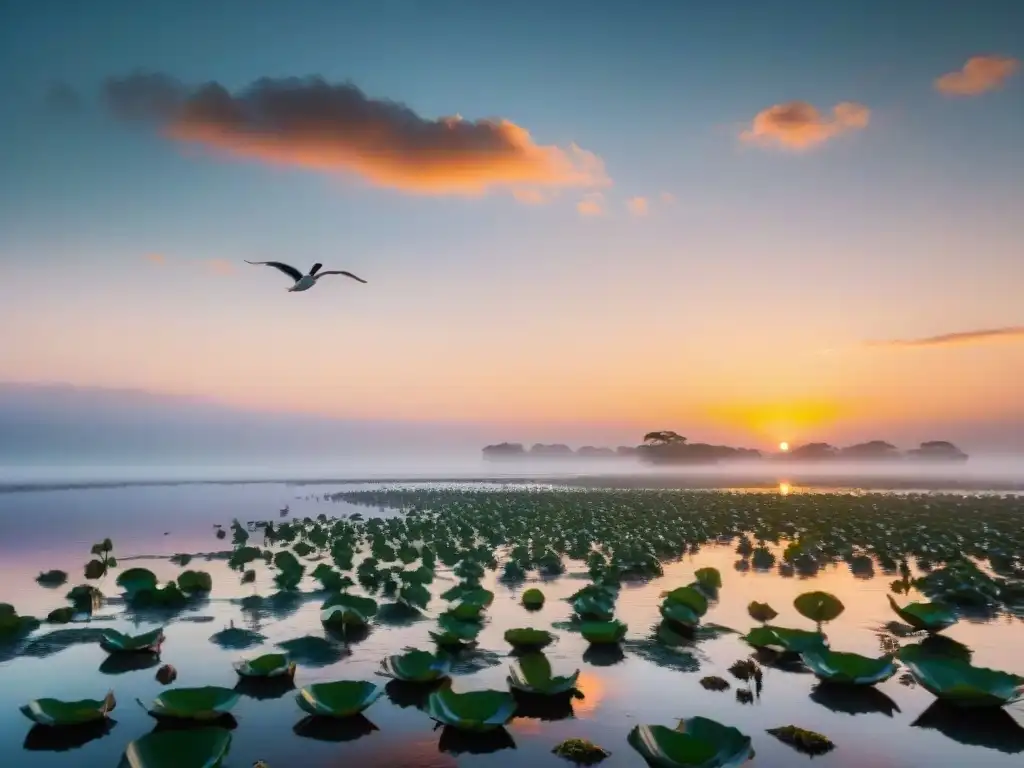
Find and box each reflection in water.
[324,623,373,647]
[293,714,378,742]
[509,691,576,721]
[447,648,503,676]
[582,644,626,667]
[437,724,516,755]
[151,713,238,732]
[275,635,349,667]
[1,626,107,664]
[913,701,1024,754]
[810,682,901,717]
[22,720,117,752]
[571,671,606,718]
[234,675,297,701]
[376,602,428,627]
[385,679,446,710]
[98,652,160,675]
[208,624,266,650]
[751,647,811,673]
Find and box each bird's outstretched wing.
[316,271,368,284]
[244,260,302,282]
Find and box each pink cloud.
[576,192,605,217]
[741,101,870,150]
[935,55,1019,96]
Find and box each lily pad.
[579,620,627,645]
[425,687,517,732]
[20,691,116,726]
[899,645,1024,707]
[320,593,378,628]
[663,587,709,618]
[209,625,266,650]
[504,627,555,650]
[36,570,69,588]
[801,648,899,685]
[379,649,451,682]
[660,601,703,629]
[746,601,777,623]
[144,687,240,721]
[296,680,383,718]
[794,591,845,624]
[116,568,159,597]
[99,627,165,654]
[522,588,545,609]
[742,625,826,654]
[627,716,754,767]
[508,652,580,695]
[119,727,232,768]
[887,595,958,634]
[233,653,296,679]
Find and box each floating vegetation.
[209,624,266,650]
[579,619,627,645]
[36,570,68,588]
[766,725,836,756]
[699,676,730,691]
[296,681,383,718]
[119,727,232,768]
[887,595,958,634]
[99,627,164,654]
[507,652,580,695]
[504,627,555,651]
[521,588,545,609]
[552,737,611,765]
[233,653,296,679]
[0,603,40,639]
[378,649,451,683]
[746,601,777,624]
[425,687,517,732]
[143,687,240,721]
[155,665,177,685]
[800,648,899,686]
[899,643,1024,707]
[20,691,116,726]
[84,538,116,581]
[627,717,754,767]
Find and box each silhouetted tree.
[906,441,968,462]
[482,442,526,459]
[787,442,838,461]
[643,430,687,446]
[839,440,901,460]
[529,443,573,457]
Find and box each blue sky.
[0,0,1022,449]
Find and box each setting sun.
[779,441,790,452]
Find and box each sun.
[778,441,790,452]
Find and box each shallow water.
[1,482,1023,767]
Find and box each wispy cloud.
[101,72,610,197]
[868,326,1024,348]
[935,55,1019,96]
[626,196,649,217]
[512,188,547,205]
[144,253,165,265]
[741,101,870,150]
[660,191,676,205]
[576,192,605,217]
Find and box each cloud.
[100,72,609,196]
[144,253,165,265]
[741,101,870,150]
[869,326,1024,348]
[660,191,676,205]
[576,192,605,217]
[935,55,1019,96]
[626,196,649,216]
[512,188,547,205]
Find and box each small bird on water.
[244,260,367,292]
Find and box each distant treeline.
[482,431,969,465]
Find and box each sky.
[0,0,1022,452]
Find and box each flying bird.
[244,260,367,292]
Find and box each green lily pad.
[741,625,826,654]
[504,627,555,650]
[746,602,777,623]
[145,686,240,721]
[296,680,383,718]
[177,570,213,594]
[20,691,116,726]
[627,716,754,767]
[801,648,899,685]
[508,652,580,695]
[430,614,483,649]
[794,591,844,624]
[36,570,69,587]
[663,587,709,618]
[116,568,158,597]
[320,593,378,628]
[99,627,165,654]
[233,653,296,679]
[660,601,703,629]
[579,620,627,645]
[522,588,545,609]
[119,727,232,768]
[379,649,451,682]
[899,645,1024,707]
[425,687,517,732]
[693,568,722,590]
[209,626,266,650]
[887,595,958,634]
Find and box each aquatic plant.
[521,588,545,609]
[741,625,826,654]
[156,664,177,684]
[579,620,628,645]
[886,595,958,634]
[899,644,1024,707]
[177,570,213,594]
[20,691,115,726]
[507,652,580,695]
[46,607,73,624]
[766,725,835,756]
[424,687,517,732]
[504,627,555,651]
[119,727,232,768]
[552,738,611,764]
[378,649,451,682]
[116,568,158,597]
[99,627,164,654]
[746,601,777,624]
[142,686,240,721]
[233,653,296,679]
[627,716,754,767]
[209,624,266,650]
[320,593,378,628]
[800,648,899,686]
[0,603,40,638]
[36,570,68,587]
[700,676,730,691]
[296,681,383,718]
[793,591,844,631]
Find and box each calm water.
[1,482,1022,767]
